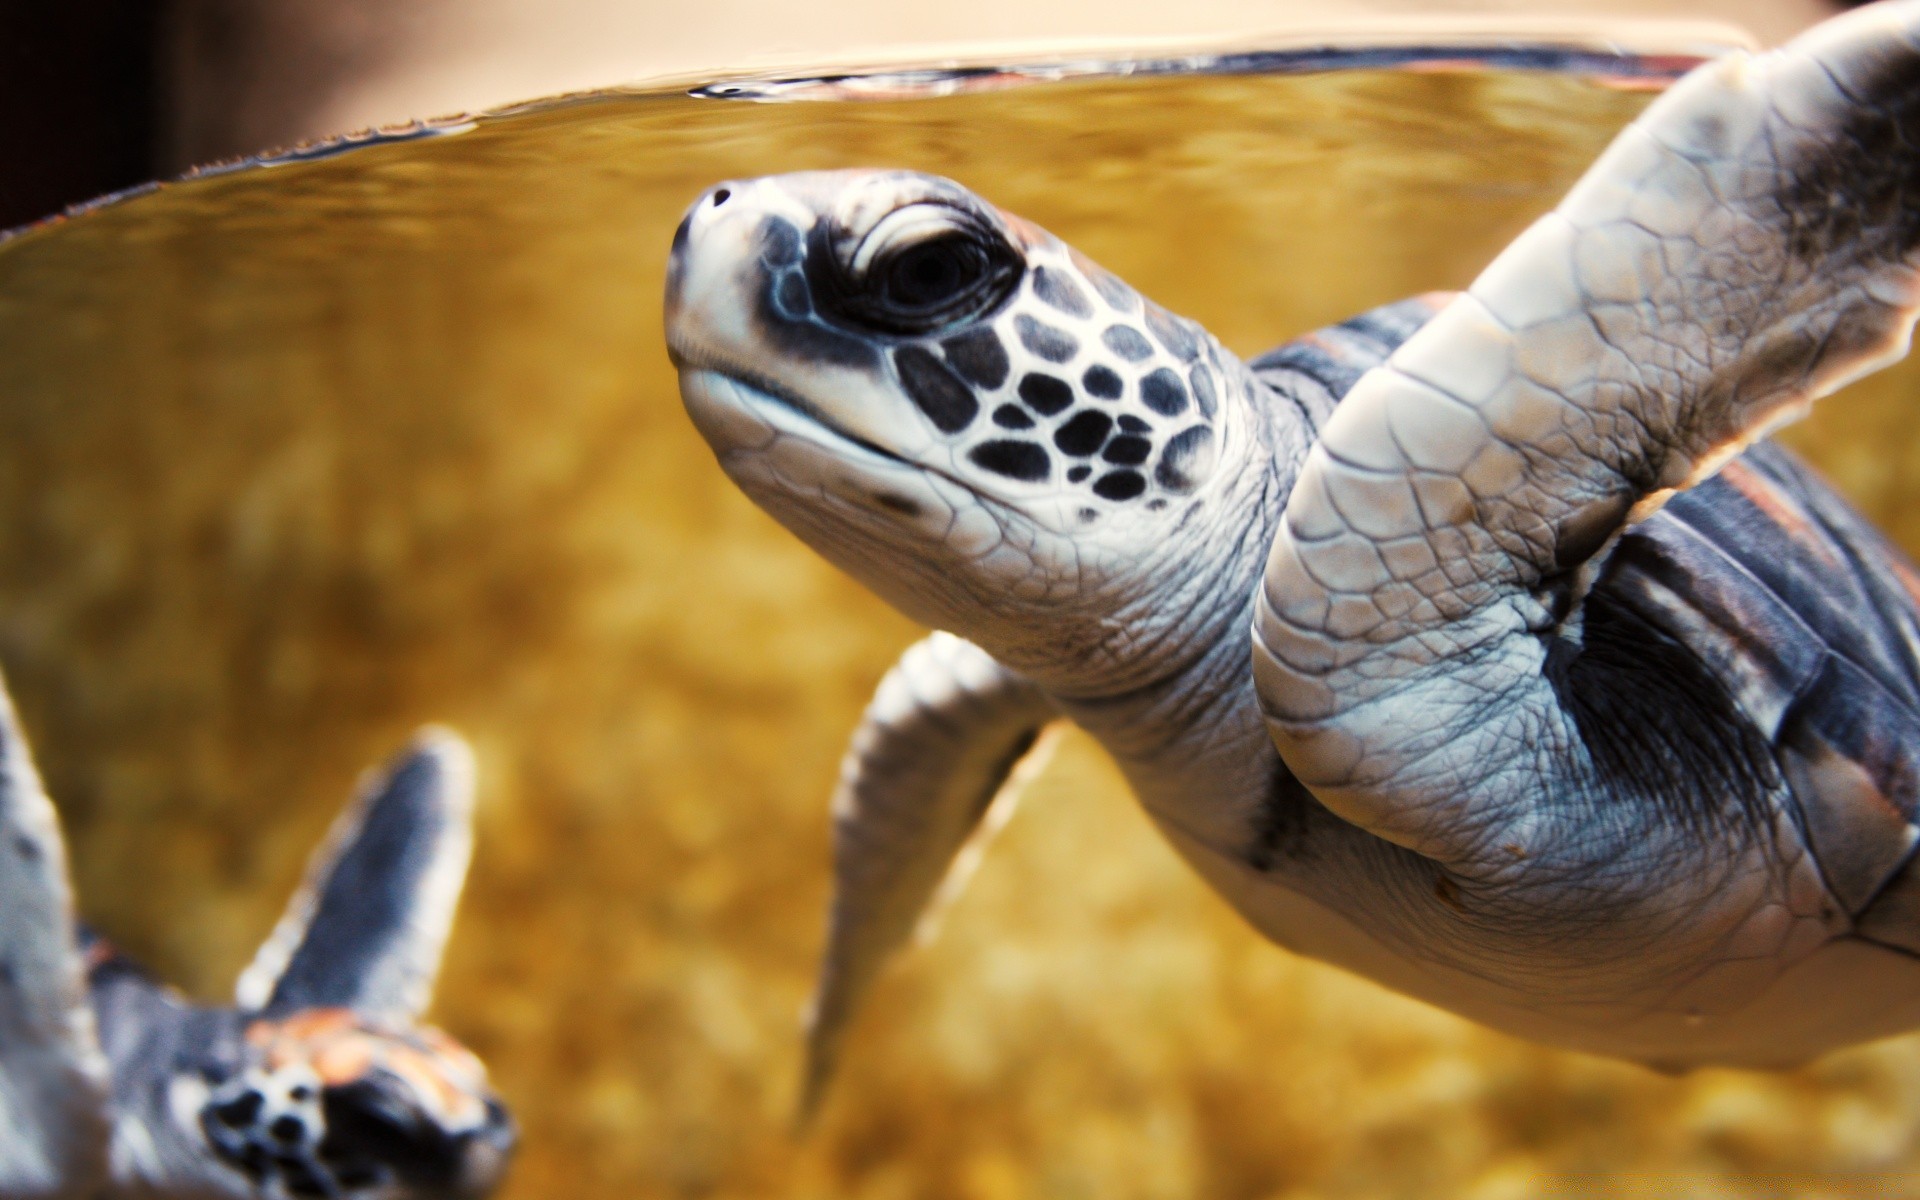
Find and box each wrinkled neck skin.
[1016,360,1298,835]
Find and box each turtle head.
[665,170,1249,676]
[193,1008,514,1199]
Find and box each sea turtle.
[0,669,515,1199]
[668,0,1920,1105]
[666,0,1920,1108]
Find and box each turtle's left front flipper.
[0,676,111,1200]
[802,632,1057,1120]
[1255,1,1920,870]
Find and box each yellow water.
[2,64,1919,1198]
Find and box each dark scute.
[1015,313,1079,363]
[941,327,1011,388]
[1032,265,1094,318]
[1117,414,1152,433]
[1053,410,1112,456]
[1102,435,1151,465]
[1140,367,1189,416]
[759,217,802,267]
[1144,303,1199,361]
[1018,372,1073,415]
[1067,465,1092,482]
[1189,363,1218,419]
[775,271,811,318]
[968,440,1051,481]
[1092,470,1147,501]
[212,1090,266,1128]
[1083,364,1123,399]
[894,345,980,433]
[1102,325,1154,362]
[991,404,1034,429]
[1543,594,1776,837]
[1155,425,1215,493]
[270,1116,306,1144]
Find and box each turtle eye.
[880,235,987,310]
[815,201,1023,336]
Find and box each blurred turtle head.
[193,1008,514,1200]
[665,170,1248,677]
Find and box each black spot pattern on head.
[1140,368,1189,417]
[1145,304,1199,361]
[1102,436,1151,466]
[894,346,979,433]
[1083,364,1123,399]
[212,1091,265,1127]
[270,1116,305,1144]
[1093,470,1146,501]
[969,440,1051,481]
[760,217,802,267]
[941,328,1010,388]
[992,404,1034,429]
[1032,266,1094,318]
[1054,411,1112,456]
[775,272,810,318]
[1189,363,1217,419]
[1071,248,1137,313]
[1155,425,1216,493]
[1067,465,1092,483]
[1117,414,1152,434]
[1102,325,1153,362]
[1018,373,1073,416]
[1015,314,1078,363]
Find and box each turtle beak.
[664,180,745,352]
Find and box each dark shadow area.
[0,2,162,231]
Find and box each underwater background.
[4,54,1920,1200]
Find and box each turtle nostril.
[712,187,732,207]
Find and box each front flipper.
[235,729,477,1023]
[1255,3,1920,870]
[0,676,110,1199]
[802,632,1056,1119]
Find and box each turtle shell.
[6,27,1920,1196]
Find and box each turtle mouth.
[674,349,910,470]
[672,349,1030,523]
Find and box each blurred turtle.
[665,0,1920,1110]
[0,671,514,1199]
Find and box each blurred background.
[5,4,1917,1200]
[0,0,1853,231]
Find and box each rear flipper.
[1255,1,1920,871]
[802,632,1056,1120]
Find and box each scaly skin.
[665,0,1920,1088]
